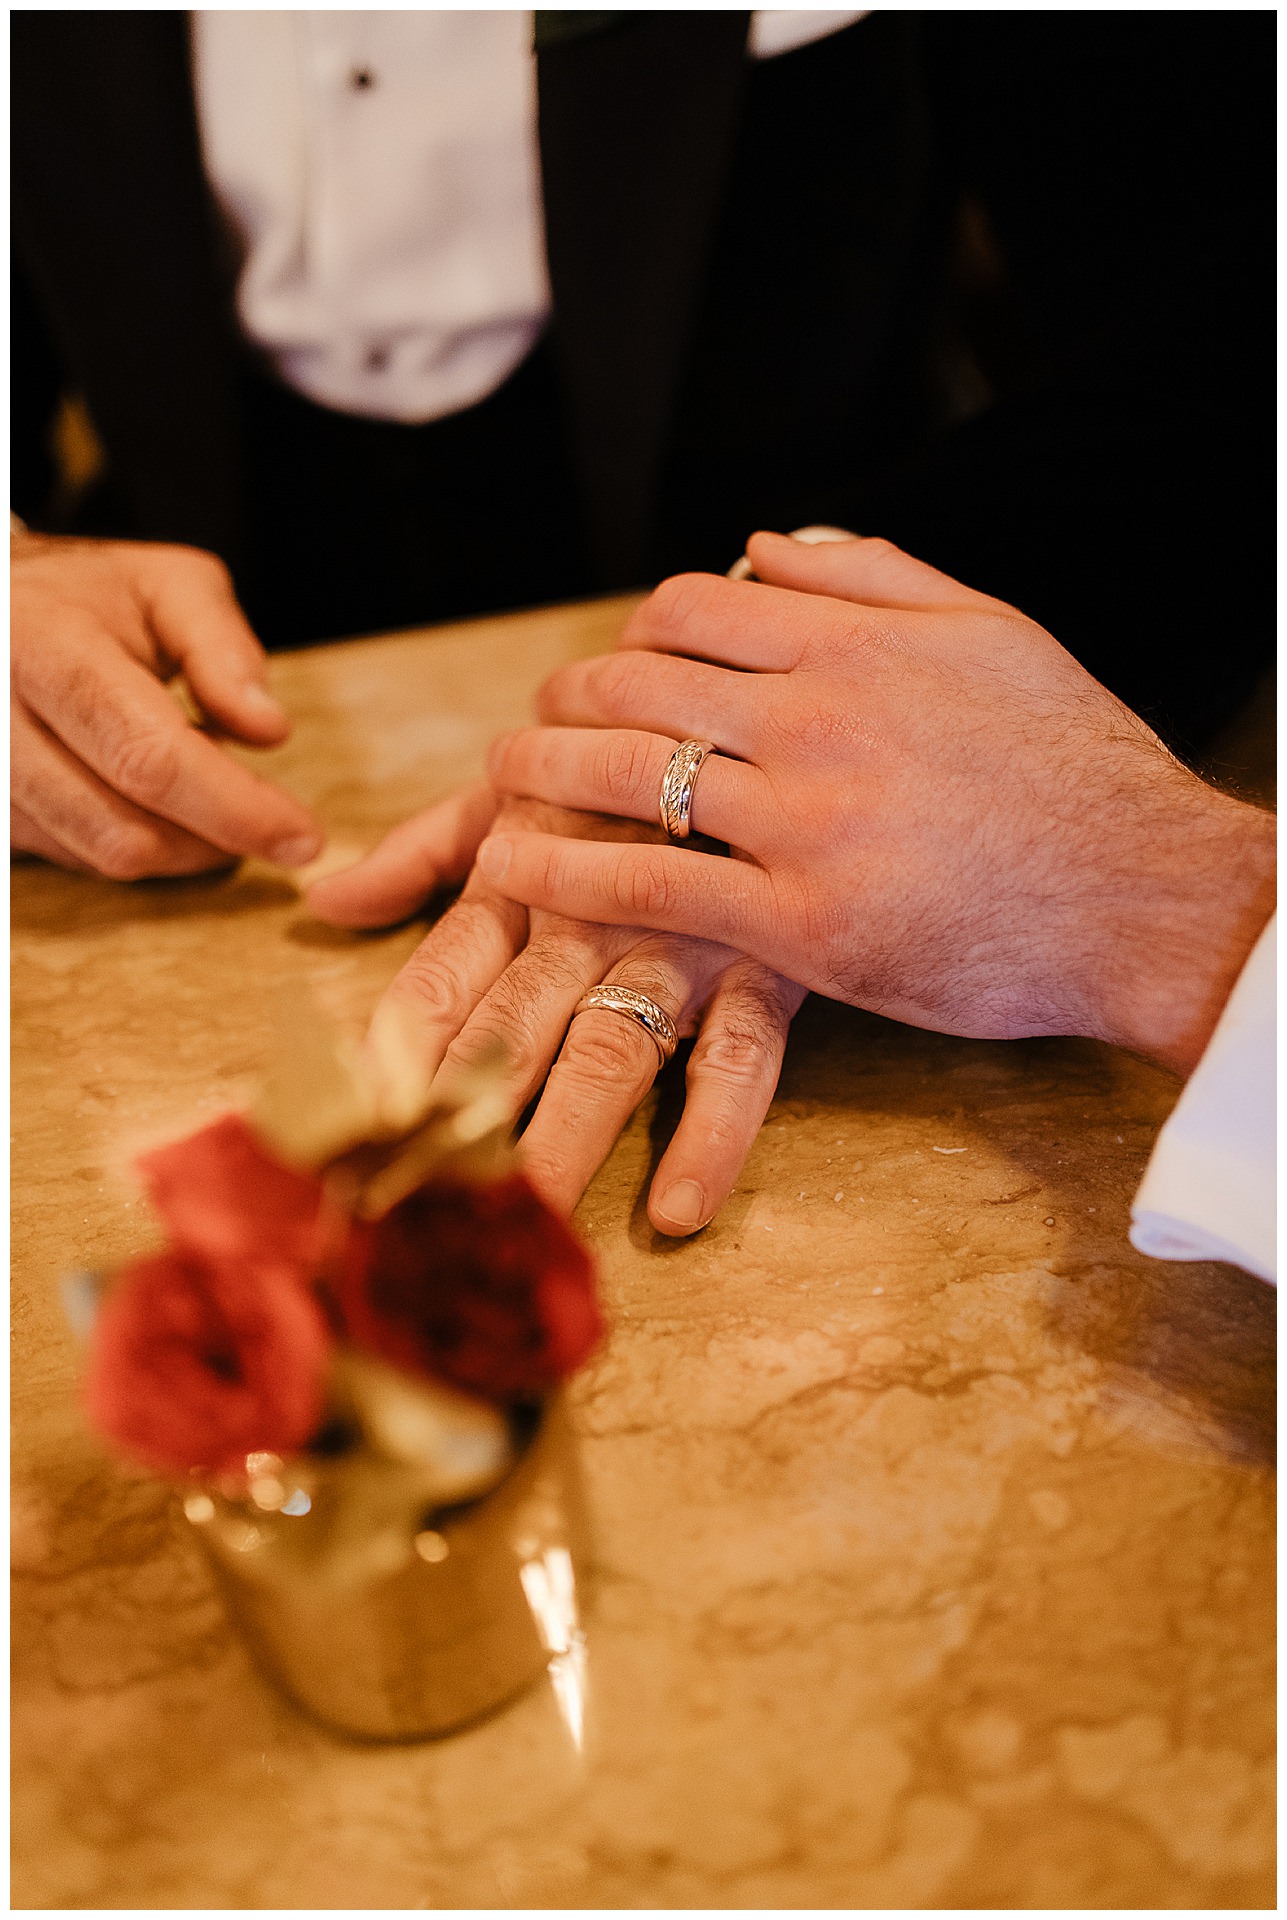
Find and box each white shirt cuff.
[1130,913,1276,1282]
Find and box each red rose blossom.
[137,1114,328,1268]
[336,1173,602,1400]
[83,1251,332,1476]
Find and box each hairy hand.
[308,788,805,1234]
[478,533,1275,1076]
[11,532,322,878]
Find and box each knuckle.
[29,647,98,727]
[694,1019,769,1086]
[692,991,782,1086]
[90,822,160,882]
[560,1016,654,1087]
[640,572,715,647]
[768,691,870,766]
[598,731,654,810]
[615,853,673,921]
[393,949,467,1027]
[514,1148,575,1208]
[611,959,678,1011]
[106,723,182,803]
[442,1018,534,1087]
[167,544,231,586]
[524,932,608,998]
[591,650,652,718]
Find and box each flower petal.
[84,1251,332,1476]
[137,1114,327,1268]
[337,1173,602,1400]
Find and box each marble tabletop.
[11,597,1275,1910]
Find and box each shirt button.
[349,67,376,91]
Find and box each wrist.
[1088,786,1276,1077]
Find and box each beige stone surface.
[11,599,1275,1910]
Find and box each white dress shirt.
[191,9,867,424]
[1130,914,1276,1283]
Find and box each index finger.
[478,829,771,954]
[136,545,291,746]
[19,615,322,864]
[307,782,498,929]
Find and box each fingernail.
[241,683,286,720]
[271,831,324,866]
[478,835,512,881]
[656,1179,707,1233]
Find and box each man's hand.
[11,532,323,877]
[308,790,804,1234]
[477,532,1275,1077]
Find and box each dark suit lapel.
[537,11,751,584]
[11,10,244,562]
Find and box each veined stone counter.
[11,597,1274,1909]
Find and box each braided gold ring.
[572,985,678,1067]
[658,739,716,843]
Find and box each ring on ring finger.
[658,738,716,844]
[572,983,678,1068]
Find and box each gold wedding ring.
[658,739,716,843]
[573,985,678,1067]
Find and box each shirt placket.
[298,12,363,373]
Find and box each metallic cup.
[190,1393,589,1741]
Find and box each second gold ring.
[658,739,716,843]
[573,985,678,1067]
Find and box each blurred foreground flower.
[76,991,602,1482]
[69,990,598,1741]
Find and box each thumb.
[142,548,290,745]
[744,529,1004,614]
[307,781,500,928]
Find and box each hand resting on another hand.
[308,787,804,1236]
[478,532,1275,1079]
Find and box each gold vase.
[186,1381,590,1742]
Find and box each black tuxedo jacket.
[12,10,1273,747]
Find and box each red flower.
[337,1174,602,1400]
[137,1114,328,1268]
[83,1252,332,1476]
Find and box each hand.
[11,532,323,877]
[477,533,1276,1077]
[307,788,805,1233]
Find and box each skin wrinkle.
[689,998,794,1125]
[485,540,1274,1082]
[434,930,611,1086]
[104,722,185,813]
[550,1008,659,1090]
[521,931,616,1000]
[12,532,321,877]
[601,729,660,814]
[11,707,205,877]
[34,641,122,745]
[312,770,801,1231]
[390,915,513,1028]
